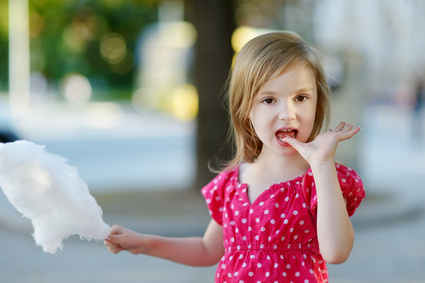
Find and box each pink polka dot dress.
[201,163,365,283]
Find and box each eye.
[262,98,274,104]
[295,95,308,102]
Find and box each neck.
[255,150,309,171]
[239,150,310,197]
[249,151,310,183]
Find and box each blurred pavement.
[0,104,424,282]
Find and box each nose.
[278,102,296,121]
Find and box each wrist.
[309,159,335,170]
[136,233,153,255]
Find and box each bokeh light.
[168,84,198,121]
[60,73,92,108]
[162,21,197,49]
[132,87,158,114]
[63,21,90,53]
[231,26,278,53]
[100,32,127,64]
[100,32,134,74]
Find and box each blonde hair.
[225,32,330,169]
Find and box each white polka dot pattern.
[202,164,365,283]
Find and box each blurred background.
[0,0,424,282]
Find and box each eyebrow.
[258,87,315,95]
[296,87,315,93]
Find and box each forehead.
[259,65,317,93]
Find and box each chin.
[278,146,299,156]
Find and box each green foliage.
[0,0,158,97]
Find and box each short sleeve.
[336,164,365,217]
[301,169,318,219]
[201,170,234,225]
[302,164,365,220]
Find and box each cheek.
[298,105,317,140]
[305,100,317,122]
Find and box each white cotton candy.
[0,140,110,254]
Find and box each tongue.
[277,130,296,139]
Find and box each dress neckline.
[232,164,311,206]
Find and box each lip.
[275,127,298,146]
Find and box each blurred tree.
[185,0,236,189]
[0,0,158,97]
[34,0,157,99]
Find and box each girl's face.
[249,65,317,157]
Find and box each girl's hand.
[104,220,224,266]
[104,225,144,255]
[283,121,361,165]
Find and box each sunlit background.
[0,0,424,282]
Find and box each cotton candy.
[0,140,110,254]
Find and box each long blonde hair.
[225,32,330,169]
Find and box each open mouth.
[276,129,298,141]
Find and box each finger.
[350,126,361,135]
[340,126,361,140]
[341,123,354,133]
[110,224,124,235]
[108,233,122,244]
[106,225,127,246]
[281,136,304,152]
[104,238,119,247]
[104,239,124,253]
[334,121,347,131]
[108,245,123,254]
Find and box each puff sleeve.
[302,164,365,220]
[336,163,365,216]
[201,170,234,225]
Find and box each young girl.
[105,32,365,282]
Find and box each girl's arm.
[283,121,361,264]
[310,161,353,264]
[104,219,224,267]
